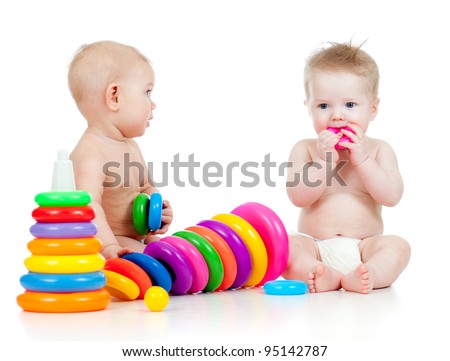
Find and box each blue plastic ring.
[121,252,172,293]
[148,193,163,231]
[19,271,106,293]
[263,280,308,295]
[29,222,98,238]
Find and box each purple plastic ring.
[197,219,251,289]
[161,236,209,294]
[143,241,193,295]
[29,222,98,238]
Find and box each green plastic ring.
[35,191,92,207]
[133,193,150,235]
[173,230,224,292]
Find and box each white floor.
[5,239,447,361]
[15,285,408,342]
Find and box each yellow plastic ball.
[144,286,169,312]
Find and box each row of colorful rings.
[18,192,290,312]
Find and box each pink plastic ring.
[160,236,209,294]
[143,241,193,295]
[232,202,289,286]
[327,126,354,150]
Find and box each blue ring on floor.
[148,192,163,231]
[20,271,106,292]
[121,252,172,293]
[263,280,308,295]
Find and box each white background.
[1,0,449,360]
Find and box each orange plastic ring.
[104,258,152,299]
[186,225,238,291]
[16,289,110,313]
[27,238,102,255]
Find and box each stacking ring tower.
[17,150,110,312]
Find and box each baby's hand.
[338,124,369,166]
[317,129,340,164]
[150,199,173,235]
[102,244,134,260]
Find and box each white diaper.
[296,232,362,275]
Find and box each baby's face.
[117,61,156,138]
[305,71,379,135]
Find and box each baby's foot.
[308,263,342,293]
[341,264,375,294]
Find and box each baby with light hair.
[283,42,410,293]
[68,41,173,259]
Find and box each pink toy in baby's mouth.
[327,126,354,150]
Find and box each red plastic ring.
[104,258,152,299]
[32,206,95,223]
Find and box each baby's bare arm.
[354,141,403,206]
[71,151,130,259]
[287,138,336,207]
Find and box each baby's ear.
[304,98,311,116]
[371,97,380,120]
[105,83,120,111]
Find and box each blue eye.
[319,104,328,109]
[346,102,356,108]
